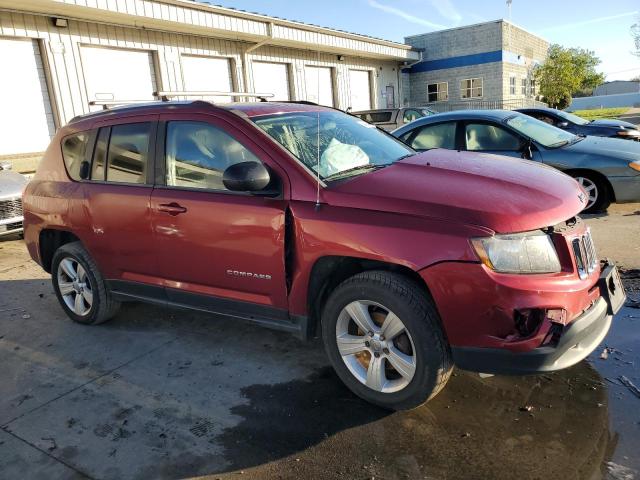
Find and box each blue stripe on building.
[407,50,505,73]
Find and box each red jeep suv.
[23,101,625,409]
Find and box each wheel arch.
[306,256,431,338]
[564,168,616,203]
[39,229,82,273]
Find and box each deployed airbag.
[318,138,369,177]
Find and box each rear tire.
[51,241,120,325]
[571,173,611,214]
[321,270,452,410]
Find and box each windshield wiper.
[323,163,389,181]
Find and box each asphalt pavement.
[0,203,639,480]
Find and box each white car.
[0,162,27,237]
[352,107,438,131]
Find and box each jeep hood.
[327,149,586,233]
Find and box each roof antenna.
[314,50,322,211]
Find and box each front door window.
[165,121,262,191]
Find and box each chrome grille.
[0,198,23,221]
[572,229,597,279]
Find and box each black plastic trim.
[107,279,309,339]
[451,297,611,375]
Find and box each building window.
[530,79,536,96]
[521,78,527,95]
[509,76,516,95]
[427,82,448,102]
[461,78,483,99]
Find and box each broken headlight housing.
[471,231,561,274]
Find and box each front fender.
[286,201,488,315]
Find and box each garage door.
[349,70,372,111]
[181,55,234,102]
[252,62,290,101]
[81,46,157,111]
[305,66,334,107]
[0,37,55,155]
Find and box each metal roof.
[193,1,405,47]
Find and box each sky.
[207,0,640,81]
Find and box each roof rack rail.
[89,100,159,110]
[153,91,275,102]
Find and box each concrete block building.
[403,20,548,110]
[593,80,640,96]
[0,0,418,172]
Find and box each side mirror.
[519,139,534,160]
[223,161,271,192]
[0,161,12,171]
[557,121,569,128]
[79,161,91,180]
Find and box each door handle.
[158,202,187,216]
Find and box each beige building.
[0,0,419,172]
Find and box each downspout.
[241,22,274,99]
[400,48,423,107]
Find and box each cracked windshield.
[254,110,413,180]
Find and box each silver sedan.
[0,162,28,237]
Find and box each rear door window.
[106,123,152,184]
[464,123,521,151]
[61,132,91,180]
[408,122,457,150]
[91,128,109,181]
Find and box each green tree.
[534,45,605,109]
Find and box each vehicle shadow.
[212,362,617,479]
[581,211,609,220]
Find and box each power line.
[602,66,640,75]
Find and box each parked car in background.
[0,162,27,237]
[517,107,640,141]
[393,110,640,213]
[23,100,624,410]
[353,107,437,131]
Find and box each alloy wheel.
[336,300,417,393]
[57,257,93,316]
[575,176,598,211]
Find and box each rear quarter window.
[368,111,393,123]
[61,132,91,181]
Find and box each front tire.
[51,241,120,325]
[572,173,611,213]
[321,271,452,410]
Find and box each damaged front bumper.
[451,263,626,375]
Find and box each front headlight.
[471,231,561,274]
